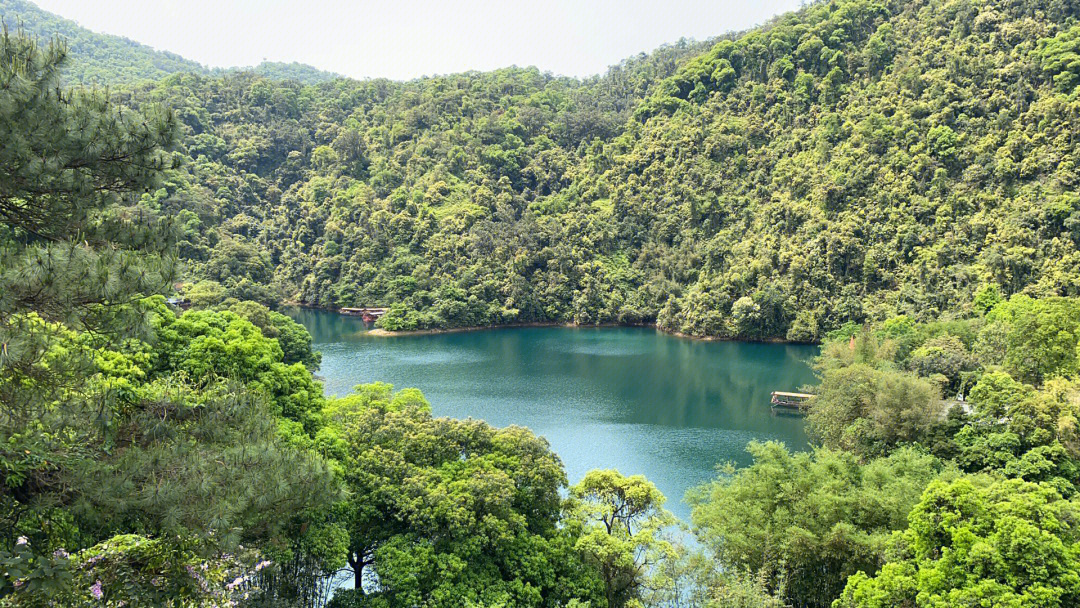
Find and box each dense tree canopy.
[567,470,678,608]
[689,443,946,608]
[836,477,1080,608]
[7,0,1080,341]
[0,30,342,607]
[321,383,604,608]
[33,0,1070,343]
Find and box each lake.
[291,309,818,521]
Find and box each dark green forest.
[5,0,1080,607]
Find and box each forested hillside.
[121,40,713,321]
[9,0,1080,339]
[0,0,339,85]
[605,0,1080,340]
[111,0,1079,340]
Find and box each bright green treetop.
[836,477,1080,608]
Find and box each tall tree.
[567,469,678,608]
[0,26,179,543]
[0,30,341,607]
[324,383,602,608]
[0,26,178,326]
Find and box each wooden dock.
[340,307,388,323]
[770,391,814,411]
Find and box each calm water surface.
[291,309,818,521]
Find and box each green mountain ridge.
[131,0,1080,342]
[0,0,341,85]
[10,0,1080,342]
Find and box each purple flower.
[254,560,271,572]
[15,536,28,546]
[90,580,103,600]
[53,549,70,559]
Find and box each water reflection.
[290,309,818,521]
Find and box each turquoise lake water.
[291,309,818,521]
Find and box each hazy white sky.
[31,0,803,80]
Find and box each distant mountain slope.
[115,39,711,319]
[21,0,1077,342]
[0,0,339,85]
[0,0,204,85]
[141,0,1080,341]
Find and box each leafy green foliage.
[323,383,603,607]
[224,300,322,369]
[0,30,341,607]
[67,376,338,550]
[688,442,946,608]
[1040,24,1080,94]
[952,375,1080,497]
[2,534,273,607]
[242,61,342,85]
[104,40,711,328]
[984,296,1080,385]
[807,331,942,459]
[9,1,1080,606]
[809,364,940,458]
[0,0,202,86]
[603,0,1080,338]
[150,302,327,430]
[805,307,1080,495]
[836,478,1080,608]
[82,0,1080,342]
[0,25,178,330]
[567,470,678,608]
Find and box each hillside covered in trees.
[5,0,1080,339]
[46,0,1072,341]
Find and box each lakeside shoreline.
[283,302,819,345]
[365,321,637,337]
